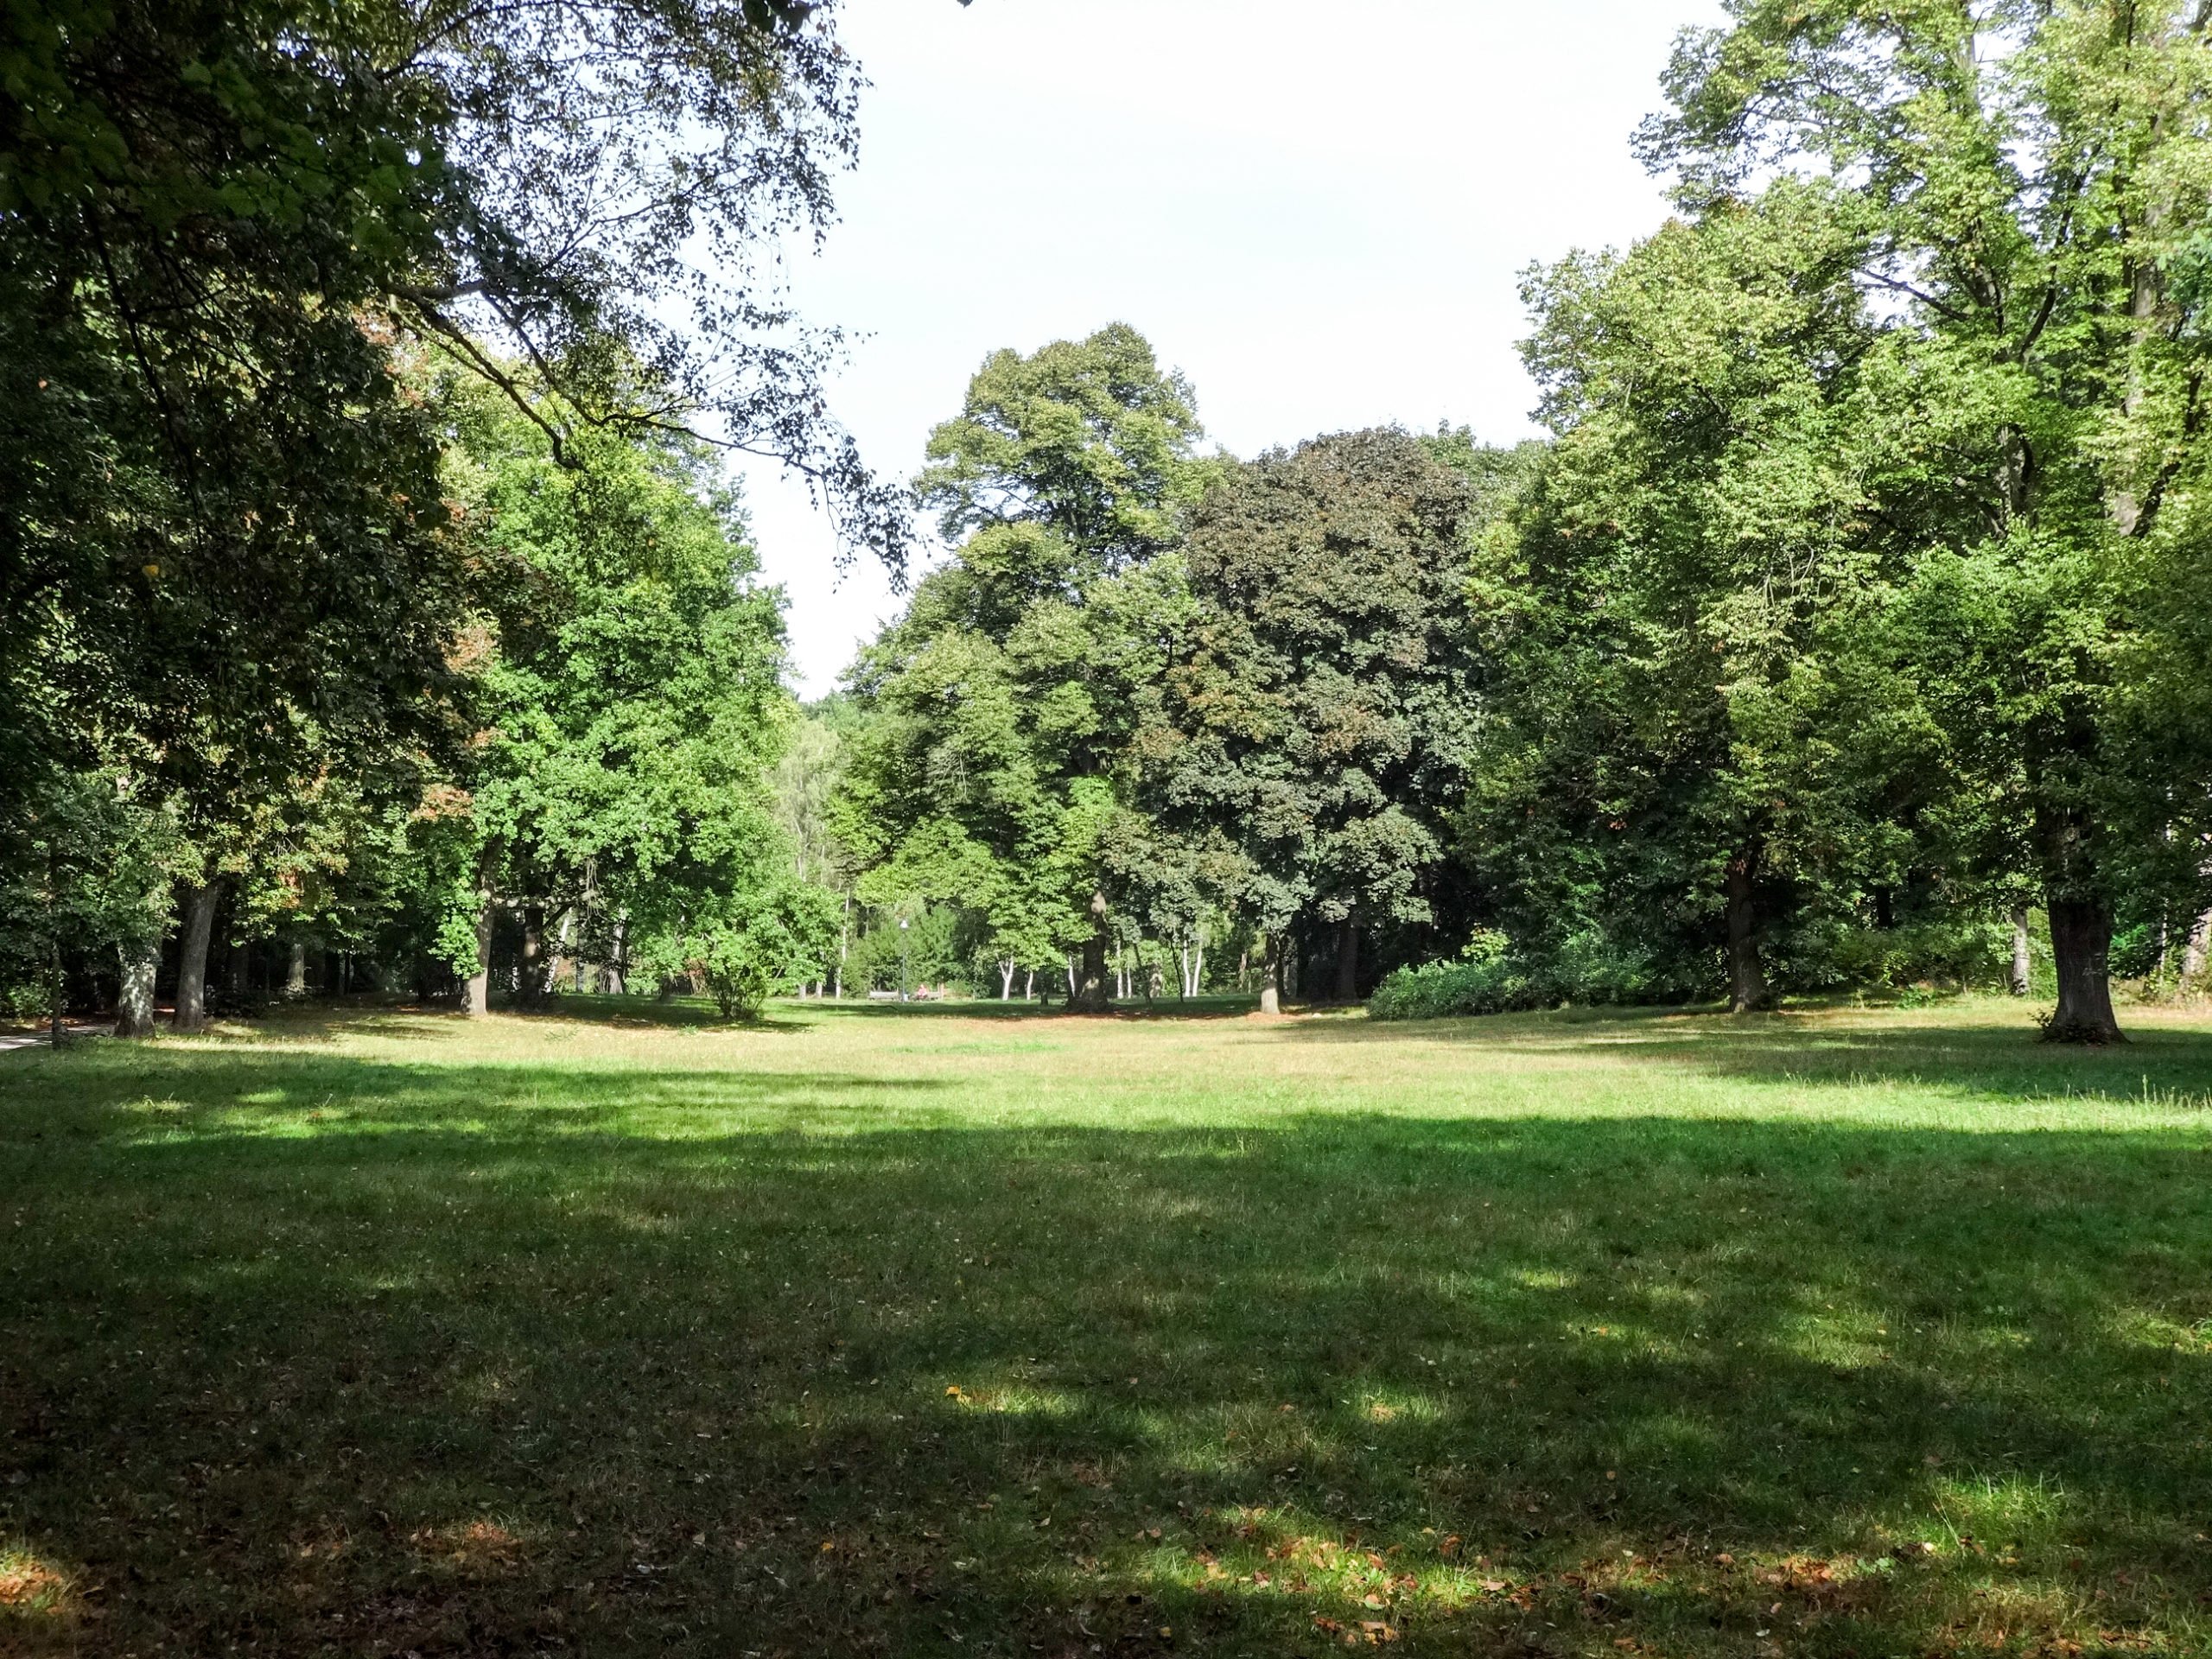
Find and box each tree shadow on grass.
[3,1050,2211,1656]
[1287,1003,2212,1110]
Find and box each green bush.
[1815,915,2018,995]
[1369,926,1684,1021]
[1370,931,1548,1020]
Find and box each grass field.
[5,995,2212,1657]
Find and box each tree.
[1484,186,1939,1013]
[448,372,792,1013]
[1,0,902,1017]
[1642,0,2212,1038]
[1147,429,1484,1005]
[0,764,181,1043]
[845,325,1215,1010]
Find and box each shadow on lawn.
[4,1044,2212,1656]
[1287,1003,2212,1108]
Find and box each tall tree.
[1485,186,1937,1013]
[2,0,901,1016]
[847,325,1214,1010]
[1643,0,2212,1038]
[449,372,792,1013]
[1147,429,1482,1005]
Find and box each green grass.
[5,995,2212,1657]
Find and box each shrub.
[1369,926,1681,1020]
[1369,931,1548,1020]
[1817,915,2016,995]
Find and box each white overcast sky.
[736,0,1726,696]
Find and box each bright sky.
[738,0,1726,696]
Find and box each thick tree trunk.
[175,880,221,1033]
[466,896,493,1017]
[2010,907,2033,996]
[2044,894,2124,1043]
[284,940,308,1000]
[1000,959,1015,1001]
[518,906,547,1006]
[1073,891,1112,1011]
[1260,935,1283,1016]
[1023,967,1033,1001]
[1335,914,1361,1003]
[1074,940,1109,1009]
[116,938,158,1038]
[1725,849,1770,1014]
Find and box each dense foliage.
[0,0,879,1026]
[14,0,2212,1042]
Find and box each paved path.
[0,1023,112,1052]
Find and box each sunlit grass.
[3,994,2211,1654]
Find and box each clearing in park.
[4,996,2212,1656]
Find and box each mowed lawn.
[5,1000,2212,1658]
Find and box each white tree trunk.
[116,938,159,1038]
[1000,959,1015,1000]
[2184,909,2211,983]
[2010,907,2033,997]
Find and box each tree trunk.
[551,907,575,994]
[466,895,493,1017]
[116,938,158,1038]
[518,906,546,1006]
[1000,959,1015,1001]
[2045,894,2124,1043]
[1073,891,1112,1011]
[175,880,221,1033]
[284,939,308,1000]
[1024,967,1033,1001]
[1260,934,1283,1016]
[2009,906,2033,996]
[1725,849,1769,1014]
[1335,913,1361,1003]
[50,936,64,1049]
[2183,908,2211,984]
